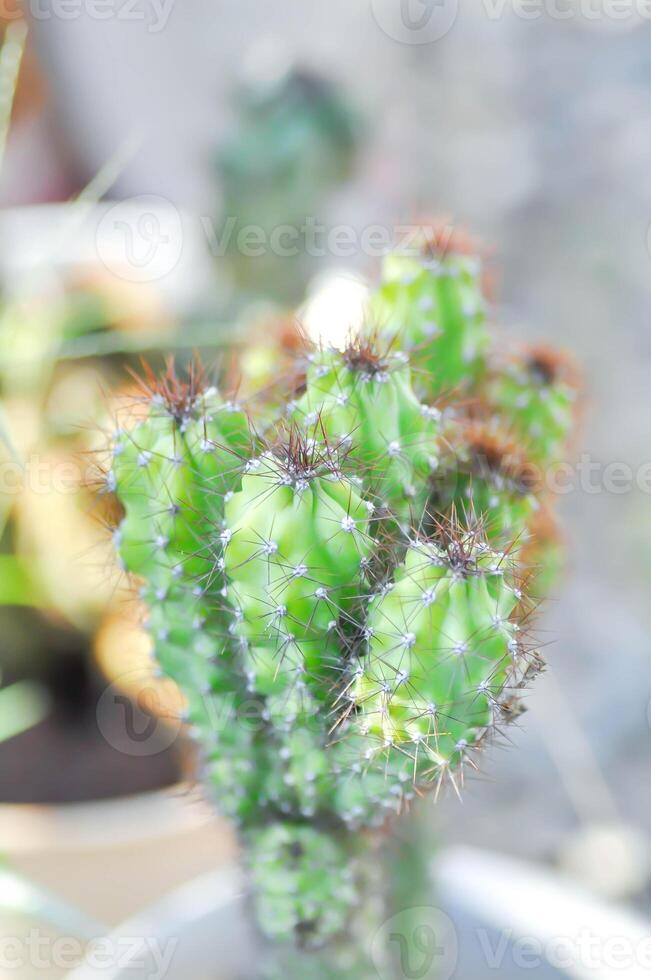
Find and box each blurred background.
[1,2,651,977]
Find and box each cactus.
[290,338,439,521]
[371,227,489,400]
[349,526,525,769]
[487,344,578,468]
[216,65,359,304]
[428,418,539,547]
[106,229,577,975]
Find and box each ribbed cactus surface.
[372,245,488,399]
[106,230,577,971]
[351,531,522,768]
[489,344,577,466]
[291,343,439,520]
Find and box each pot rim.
[0,782,224,854]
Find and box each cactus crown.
[129,357,211,424]
[106,230,576,955]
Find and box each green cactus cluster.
[106,231,577,970]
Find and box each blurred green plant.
[216,64,360,305]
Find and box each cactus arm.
[372,248,489,398]
[488,348,577,467]
[292,346,439,520]
[350,535,522,780]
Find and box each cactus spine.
[107,229,576,973]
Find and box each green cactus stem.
[349,524,530,780]
[290,338,440,521]
[487,345,578,468]
[372,231,489,399]
[109,362,257,822]
[428,418,539,548]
